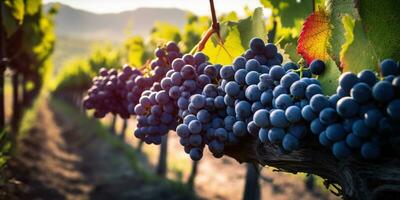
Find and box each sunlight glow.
[43,0,266,16]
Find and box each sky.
[42,0,266,16]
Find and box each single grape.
[268,128,285,144]
[225,81,241,97]
[264,43,278,59]
[364,109,383,128]
[233,121,247,137]
[272,85,288,97]
[197,109,211,123]
[250,38,265,54]
[258,128,269,143]
[282,134,299,152]
[188,120,202,134]
[191,94,206,109]
[339,72,359,92]
[189,148,203,161]
[280,72,300,89]
[247,121,260,136]
[350,82,372,103]
[346,133,363,149]
[310,94,329,112]
[352,120,372,138]
[328,94,340,108]
[301,105,317,121]
[305,84,323,100]
[288,124,306,139]
[387,99,400,121]
[285,106,302,123]
[319,107,339,125]
[245,59,261,72]
[357,70,377,87]
[234,69,248,85]
[251,101,264,113]
[309,59,325,75]
[325,123,346,142]
[220,65,235,80]
[361,142,380,160]
[245,71,261,85]
[290,81,307,99]
[235,101,252,118]
[310,118,326,135]
[176,124,190,138]
[253,109,270,128]
[269,65,285,81]
[372,81,394,103]
[319,131,332,147]
[260,90,273,106]
[336,97,359,118]
[245,85,262,102]
[215,128,228,142]
[283,62,299,71]
[332,141,352,160]
[270,109,289,128]
[380,59,399,77]
[233,56,246,71]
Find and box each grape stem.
[190,0,223,53]
[312,0,315,12]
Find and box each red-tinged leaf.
[297,9,332,64]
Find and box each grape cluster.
[83,65,142,118]
[134,52,216,146]
[126,42,182,114]
[310,59,400,160]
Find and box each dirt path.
[2,99,195,200]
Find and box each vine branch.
[190,0,223,53]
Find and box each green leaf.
[203,25,245,65]
[237,7,267,49]
[1,0,25,37]
[326,0,359,62]
[0,156,9,168]
[203,8,266,65]
[260,0,313,27]
[25,0,41,16]
[317,59,341,95]
[0,141,11,154]
[340,15,378,73]
[358,0,400,61]
[3,0,24,21]
[125,36,146,67]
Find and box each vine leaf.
[237,7,266,49]
[297,9,332,64]
[1,0,25,37]
[317,59,340,95]
[203,25,245,65]
[340,15,377,73]
[260,0,313,28]
[358,0,400,61]
[326,0,359,62]
[25,0,41,16]
[203,8,266,65]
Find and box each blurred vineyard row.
[0,0,57,181]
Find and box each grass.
[49,97,196,197]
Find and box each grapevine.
[79,0,400,199]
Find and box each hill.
[45,3,187,42]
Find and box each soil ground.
[1,98,195,200]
